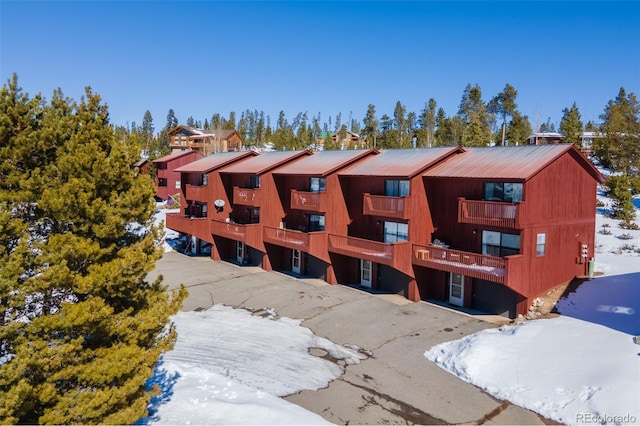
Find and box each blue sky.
[1,1,638,132]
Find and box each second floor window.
[310,177,326,192]
[482,230,520,257]
[202,174,208,186]
[384,221,408,243]
[158,178,167,187]
[308,214,325,232]
[384,180,410,197]
[250,175,261,189]
[484,182,523,203]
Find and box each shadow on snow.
[553,272,640,336]
[136,357,180,425]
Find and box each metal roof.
[174,151,257,173]
[151,149,196,164]
[273,149,377,176]
[425,144,603,181]
[220,150,312,175]
[339,147,461,178]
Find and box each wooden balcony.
[156,168,171,179]
[290,190,328,212]
[412,245,527,294]
[211,219,262,247]
[263,226,327,257]
[185,184,207,201]
[458,198,530,229]
[233,186,261,207]
[328,234,411,270]
[363,193,411,220]
[165,213,212,243]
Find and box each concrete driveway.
[149,252,554,425]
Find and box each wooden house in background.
[169,125,243,154]
[152,149,200,201]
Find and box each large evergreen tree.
[593,87,640,174]
[559,102,583,149]
[0,75,186,424]
[362,104,378,148]
[457,84,491,147]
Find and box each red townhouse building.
[332,147,463,301]
[163,144,603,319]
[165,151,258,255]
[266,149,378,283]
[213,150,314,270]
[152,149,200,201]
[415,144,604,317]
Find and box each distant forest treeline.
[119,84,636,170]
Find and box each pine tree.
[457,84,491,146]
[593,87,640,174]
[505,111,533,146]
[488,83,518,146]
[0,75,186,424]
[362,104,378,148]
[559,102,583,149]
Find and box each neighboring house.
[214,150,314,269]
[334,147,463,300]
[165,151,258,255]
[418,144,604,317]
[526,131,602,156]
[315,130,365,149]
[131,158,149,175]
[169,125,243,154]
[151,149,200,201]
[163,144,604,319]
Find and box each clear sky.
[1,1,638,133]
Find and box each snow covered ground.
[426,190,640,425]
[139,305,364,425]
[147,191,640,425]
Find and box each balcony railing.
[233,186,261,207]
[165,213,212,243]
[363,193,411,219]
[263,226,326,255]
[211,219,262,247]
[290,190,328,212]
[328,234,411,270]
[185,184,207,201]
[458,198,529,229]
[412,244,528,294]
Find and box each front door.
[292,249,301,274]
[360,259,372,288]
[449,273,464,306]
[236,241,245,263]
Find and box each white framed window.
[250,175,261,188]
[202,174,208,186]
[175,180,181,189]
[536,233,546,256]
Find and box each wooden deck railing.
[363,194,411,219]
[412,244,506,284]
[458,198,525,229]
[233,187,261,207]
[185,184,207,201]
[263,226,326,256]
[165,213,212,243]
[211,219,262,246]
[328,234,411,270]
[290,190,328,212]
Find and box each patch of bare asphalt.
[339,377,446,425]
